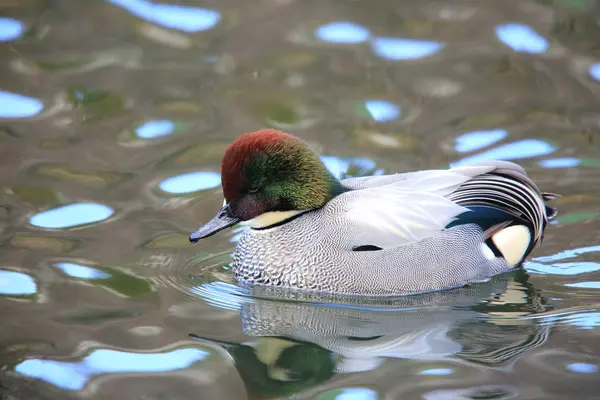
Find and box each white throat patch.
[241,210,304,229]
[223,198,304,229]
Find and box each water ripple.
[538,157,580,168]
[0,90,44,118]
[15,347,208,391]
[371,37,444,60]
[315,21,371,44]
[559,312,600,329]
[455,129,508,153]
[565,282,600,289]
[152,251,236,304]
[495,23,549,54]
[0,17,24,42]
[30,203,114,229]
[526,261,600,276]
[327,388,378,400]
[567,363,599,373]
[109,0,221,32]
[0,269,37,296]
[55,262,111,280]
[136,120,174,139]
[189,281,248,311]
[321,155,381,179]
[527,308,600,330]
[533,245,600,263]
[158,171,221,194]
[451,139,555,167]
[590,63,600,81]
[419,368,453,376]
[423,385,519,400]
[364,100,401,122]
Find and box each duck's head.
[189,129,345,243]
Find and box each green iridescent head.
[190,129,346,242]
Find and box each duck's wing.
[330,183,469,249]
[331,161,556,264]
[339,163,494,190]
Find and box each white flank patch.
[492,225,531,266]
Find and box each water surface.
[1,0,600,399]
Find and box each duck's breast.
[232,211,339,291]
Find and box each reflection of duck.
[191,270,551,397]
[190,336,335,399]
[189,129,557,295]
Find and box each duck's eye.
[248,185,259,193]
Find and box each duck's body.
[190,130,557,296]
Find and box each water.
[1,0,600,399]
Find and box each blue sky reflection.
[590,63,600,81]
[30,203,114,229]
[451,139,555,167]
[0,91,44,118]
[371,37,444,60]
[495,23,549,53]
[315,21,371,44]
[0,17,24,41]
[0,270,37,296]
[158,171,221,194]
[333,387,378,400]
[455,129,507,153]
[15,347,208,391]
[321,155,380,178]
[136,120,175,139]
[55,263,111,280]
[364,100,401,122]
[108,0,220,32]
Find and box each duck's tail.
[541,192,559,220]
[446,161,558,267]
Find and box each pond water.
[1,0,600,399]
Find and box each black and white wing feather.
[338,160,556,266]
[446,161,557,266]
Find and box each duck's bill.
[189,205,240,243]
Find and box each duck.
[189,129,557,296]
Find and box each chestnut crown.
[220,129,345,221]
